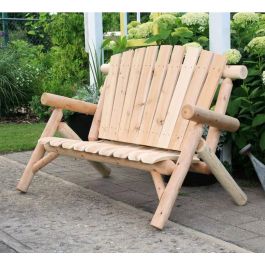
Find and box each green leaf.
[259,131,265,151]
[27,30,36,35]
[252,114,265,127]
[145,30,171,44]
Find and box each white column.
[209,12,230,54]
[84,12,103,86]
[209,12,232,165]
[136,12,141,22]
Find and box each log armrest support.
[41,93,97,115]
[181,104,240,132]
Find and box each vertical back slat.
[180,54,227,149]
[157,47,202,149]
[169,50,214,150]
[136,45,173,145]
[127,46,159,142]
[99,54,121,139]
[118,48,146,142]
[147,45,185,146]
[108,50,134,140]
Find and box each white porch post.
[136,12,141,22]
[209,12,230,54]
[84,12,103,86]
[209,12,232,165]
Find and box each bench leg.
[57,122,111,177]
[151,171,165,200]
[16,109,63,193]
[197,139,247,206]
[150,124,203,230]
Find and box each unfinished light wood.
[32,152,58,173]
[136,45,173,145]
[100,64,110,75]
[109,50,134,140]
[151,54,227,230]
[41,93,97,115]
[99,53,122,139]
[147,45,185,146]
[17,45,248,231]
[100,63,248,80]
[196,139,247,206]
[89,86,106,141]
[151,171,165,200]
[169,50,213,150]
[127,46,159,142]
[181,104,240,132]
[17,108,63,192]
[44,144,176,176]
[157,47,202,149]
[206,78,233,153]
[40,137,199,165]
[180,54,227,150]
[151,123,204,229]
[118,47,146,142]
[57,122,111,177]
[223,65,248,80]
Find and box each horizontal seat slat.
[39,137,199,165]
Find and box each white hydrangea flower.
[183,42,201,48]
[262,71,265,85]
[134,22,153,39]
[128,28,138,39]
[108,40,116,50]
[224,49,242,64]
[183,42,202,53]
[153,14,177,30]
[233,12,259,24]
[246,36,265,54]
[181,13,209,28]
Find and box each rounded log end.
[16,184,28,193]
[41,92,49,105]
[181,104,195,120]
[223,65,248,80]
[100,64,110,74]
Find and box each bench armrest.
[41,93,97,115]
[181,104,240,132]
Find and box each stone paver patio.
[2,150,265,252]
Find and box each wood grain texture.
[109,50,134,140]
[169,50,213,150]
[118,48,146,142]
[99,53,121,139]
[147,45,185,147]
[136,45,173,145]
[127,46,159,142]
[157,47,202,149]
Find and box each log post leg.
[16,109,63,192]
[197,139,247,206]
[57,122,111,177]
[151,124,203,230]
[150,171,165,200]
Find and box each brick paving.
[3,151,265,252]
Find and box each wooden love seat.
[17,45,248,230]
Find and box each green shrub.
[0,40,44,115]
[40,13,89,97]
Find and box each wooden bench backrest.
[98,45,227,151]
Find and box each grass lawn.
[0,123,45,153]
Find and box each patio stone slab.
[0,155,248,253]
[3,151,265,252]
